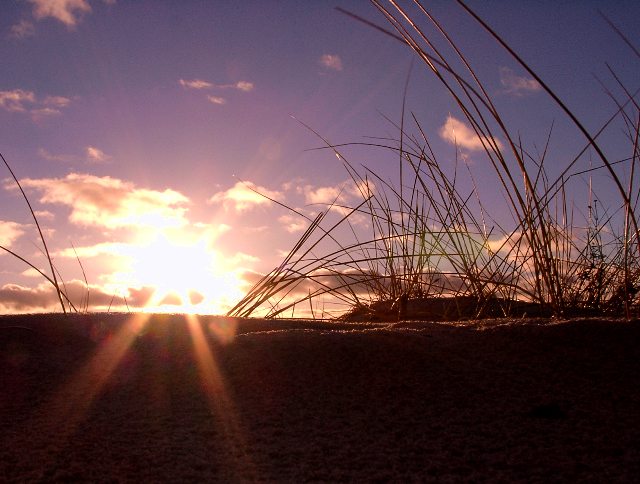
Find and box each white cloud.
[439,115,503,151]
[0,221,25,248]
[207,95,226,105]
[11,173,190,229]
[9,20,35,39]
[179,79,213,90]
[319,54,343,71]
[29,0,92,27]
[499,67,541,96]
[209,181,282,212]
[86,146,111,163]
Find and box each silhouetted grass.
[1,152,81,313]
[229,1,639,320]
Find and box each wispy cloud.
[179,79,214,90]
[86,146,111,163]
[38,146,109,163]
[179,78,254,92]
[0,89,36,112]
[233,81,254,92]
[319,54,343,71]
[439,115,503,151]
[28,0,92,28]
[39,148,74,162]
[43,95,72,108]
[207,95,226,105]
[209,181,282,212]
[499,67,541,97]
[30,107,64,120]
[179,78,254,107]
[0,89,71,118]
[10,173,190,229]
[9,20,35,39]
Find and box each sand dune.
[1,313,639,482]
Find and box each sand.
[1,313,639,482]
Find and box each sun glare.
[107,230,245,314]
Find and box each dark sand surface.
[1,313,639,482]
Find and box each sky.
[1,0,639,315]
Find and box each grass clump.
[229,1,640,321]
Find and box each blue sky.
[1,0,638,314]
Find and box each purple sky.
[1,0,638,314]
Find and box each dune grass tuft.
[229,1,640,321]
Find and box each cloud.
[34,210,54,221]
[179,79,254,92]
[38,146,108,163]
[180,78,253,107]
[0,89,36,112]
[304,185,342,205]
[179,79,213,90]
[28,0,92,27]
[43,95,71,107]
[0,89,71,118]
[209,181,282,212]
[319,54,343,71]
[9,20,35,39]
[86,146,111,163]
[499,67,541,96]
[439,115,503,151]
[30,107,64,119]
[215,81,255,91]
[207,95,226,105]
[0,280,155,312]
[11,173,190,229]
[234,81,254,92]
[0,220,25,248]
[54,241,127,258]
[38,148,74,162]
[0,283,61,311]
[278,214,308,233]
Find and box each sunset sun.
[108,229,246,314]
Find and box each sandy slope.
[1,313,639,482]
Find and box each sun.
[107,229,246,314]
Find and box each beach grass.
[228,1,640,321]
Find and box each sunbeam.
[19,314,150,474]
[185,314,256,480]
